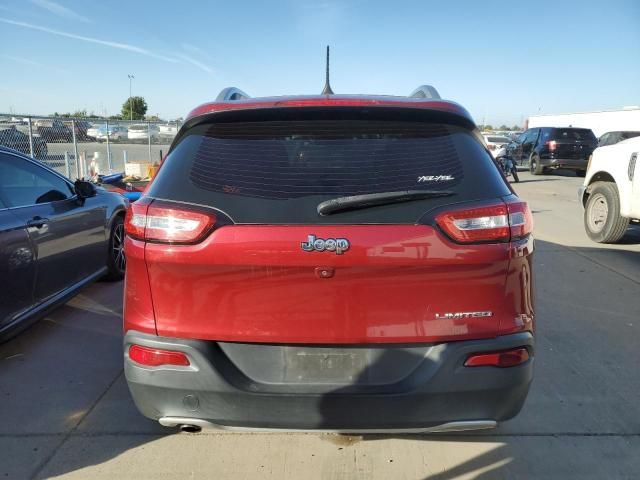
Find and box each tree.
[511,124,521,131]
[122,96,148,121]
[499,124,509,131]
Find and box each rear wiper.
[317,190,455,216]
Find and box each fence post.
[64,151,71,178]
[147,121,152,163]
[27,117,34,158]
[105,120,112,173]
[71,119,79,169]
[83,152,89,179]
[123,150,128,165]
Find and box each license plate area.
[217,343,434,393]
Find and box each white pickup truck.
[579,136,640,243]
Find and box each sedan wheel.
[105,216,126,280]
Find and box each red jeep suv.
[123,85,535,433]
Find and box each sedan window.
[0,153,74,208]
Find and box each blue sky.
[0,0,638,125]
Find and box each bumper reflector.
[464,347,529,368]
[129,345,190,367]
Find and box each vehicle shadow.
[618,223,640,245]
[516,168,582,183]
[0,281,171,479]
[515,177,563,183]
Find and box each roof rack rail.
[409,85,441,100]
[216,87,251,101]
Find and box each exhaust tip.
[178,424,202,433]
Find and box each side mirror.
[74,179,97,199]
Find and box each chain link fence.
[0,114,181,180]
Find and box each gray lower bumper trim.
[159,417,497,434]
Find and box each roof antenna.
[321,45,334,95]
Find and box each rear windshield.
[487,136,510,143]
[149,119,510,224]
[129,125,147,131]
[552,128,597,142]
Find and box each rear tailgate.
[145,109,516,344]
[145,224,512,343]
[551,128,597,159]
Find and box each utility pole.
[128,74,135,121]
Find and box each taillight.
[124,198,217,244]
[436,203,510,243]
[124,196,151,239]
[129,345,190,367]
[546,140,557,151]
[464,347,529,367]
[487,144,496,150]
[435,200,533,244]
[506,200,534,240]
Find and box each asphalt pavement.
[1,170,639,479]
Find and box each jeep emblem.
[301,234,350,255]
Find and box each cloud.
[0,18,179,63]
[176,53,214,75]
[0,54,43,67]
[0,53,68,74]
[181,43,210,60]
[30,0,91,23]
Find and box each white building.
[527,107,640,137]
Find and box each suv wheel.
[584,182,629,243]
[104,216,126,280]
[529,154,544,175]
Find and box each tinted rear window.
[487,136,510,143]
[552,129,597,142]
[150,119,510,224]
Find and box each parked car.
[597,131,640,147]
[123,85,535,433]
[86,123,103,139]
[127,124,160,142]
[158,123,179,142]
[0,146,127,340]
[62,120,92,141]
[34,119,72,142]
[579,136,640,243]
[504,127,597,175]
[0,126,48,158]
[482,134,511,158]
[96,125,128,142]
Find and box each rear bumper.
[124,330,534,431]
[540,156,588,170]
